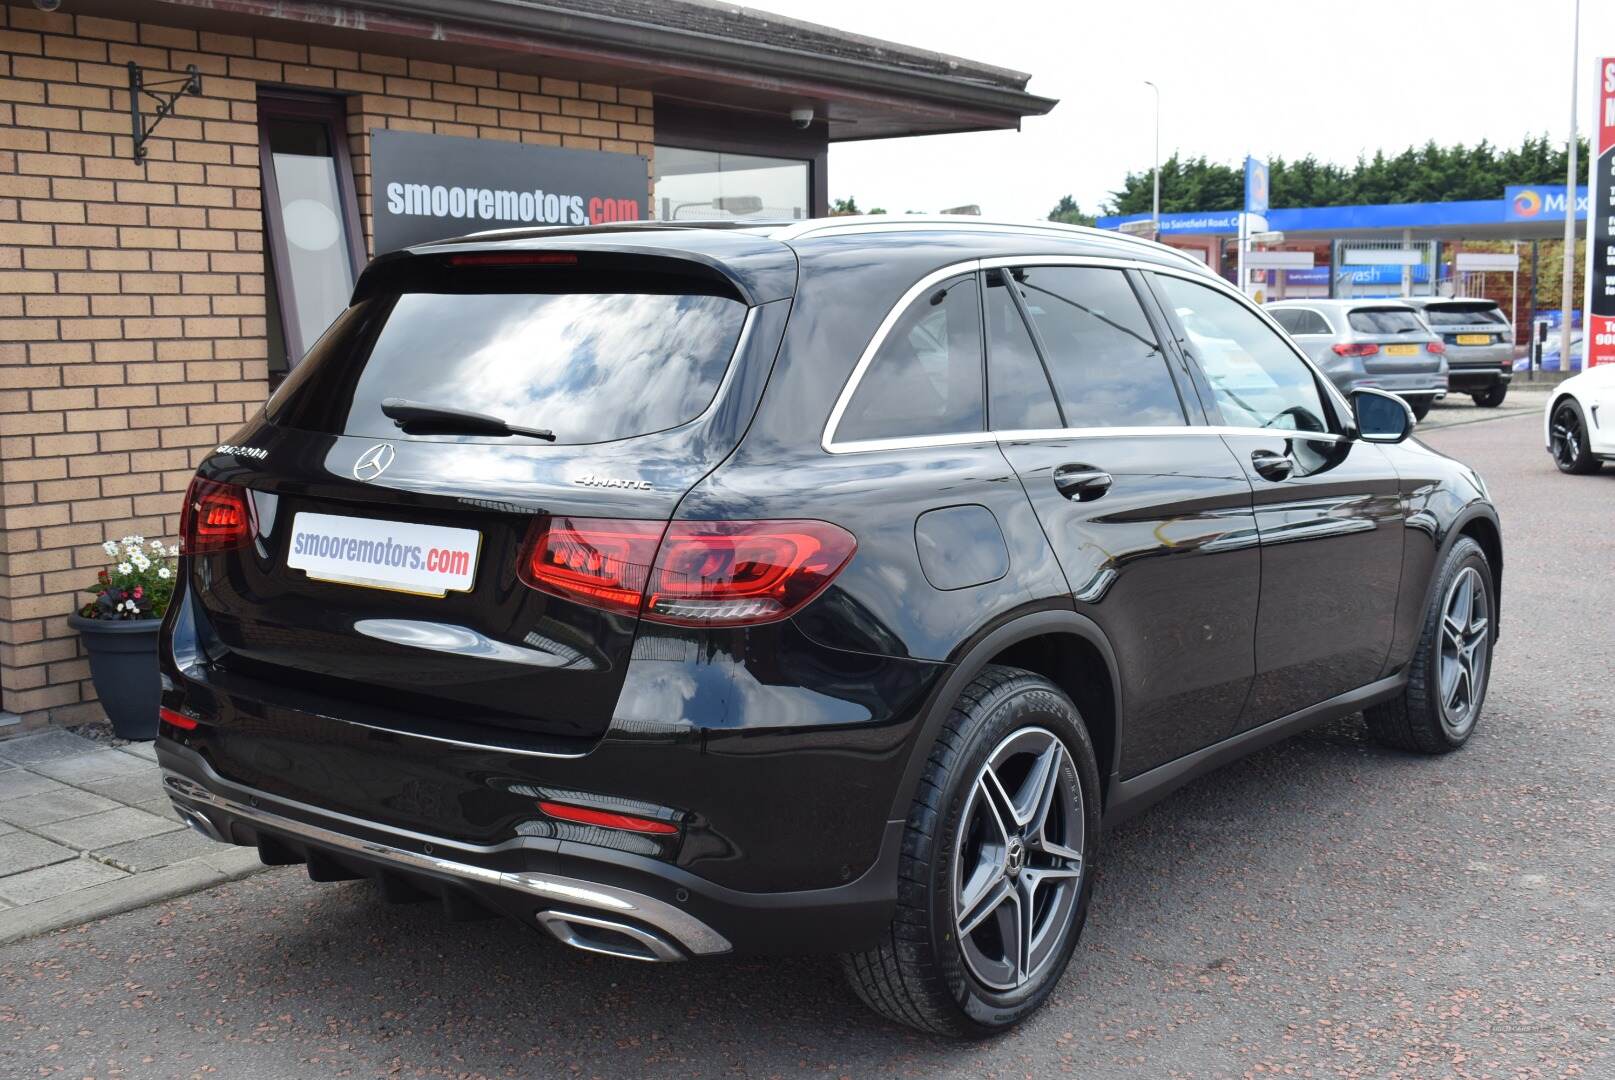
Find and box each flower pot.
[68,612,160,741]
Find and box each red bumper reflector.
[159,706,198,730]
[537,801,679,835]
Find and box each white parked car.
[1547,363,1615,473]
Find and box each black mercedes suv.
[158,218,1502,1036]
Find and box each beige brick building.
[0,0,1052,730]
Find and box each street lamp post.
[1559,0,1581,376]
[1144,80,1160,241]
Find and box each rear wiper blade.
[380,398,556,441]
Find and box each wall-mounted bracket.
[127,61,202,163]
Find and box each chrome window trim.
[821,253,1356,456]
[995,425,1346,444]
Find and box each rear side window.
[1422,303,1507,327]
[1013,266,1187,428]
[269,280,748,445]
[836,274,984,444]
[1347,308,1426,335]
[984,269,1061,430]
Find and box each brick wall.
[0,3,652,729]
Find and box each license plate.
[287,512,480,597]
[1456,334,1492,345]
[1384,343,1420,356]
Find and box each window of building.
[258,94,366,377]
[835,274,984,443]
[652,146,810,221]
[1014,266,1188,428]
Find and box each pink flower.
[133,586,143,599]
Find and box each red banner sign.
[1587,57,1615,368]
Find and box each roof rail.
[770,215,1210,271]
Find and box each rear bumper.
[1447,365,1511,391]
[159,739,905,958]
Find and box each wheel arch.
[887,607,1125,824]
[1426,504,1503,644]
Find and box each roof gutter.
[149,0,1057,129]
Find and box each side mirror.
[1351,387,1414,444]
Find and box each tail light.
[448,252,577,268]
[518,518,663,617]
[180,477,251,553]
[1426,341,1446,354]
[1331,342,1380,357]
[519,517,856,627]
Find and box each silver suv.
[1267,299,1449,419]
[1398,297,1512,407]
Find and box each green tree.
[1102,135,1591,213]
[1047,194,1096,226]
[831,197,860,215]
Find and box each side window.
[1013,266,1187,428]
[1301,310,1335,335]
[1154,274,1330,433]
[983,269,1061,430]
[836,274,984,443]
[1272,308,1329,336]
[1270,308,1303,334]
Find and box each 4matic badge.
[216,443,267,461]
[573,473,652,491]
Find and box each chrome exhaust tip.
[536,910,684,962]
[173,803,227,843]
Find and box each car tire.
[1408,398,1433,421]
[1365,536,1494,754]
[1549,396,1601,474]
[1471,383,1508,408]
[842,665,1101,1037]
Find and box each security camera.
[33,0,62,11]
[790,107,814,130]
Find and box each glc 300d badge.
[353,442,396,482]
[572,474,651,491]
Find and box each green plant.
[80,534,178,621]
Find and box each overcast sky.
[755,0,1615,220]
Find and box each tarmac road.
[2,408,1611,1079]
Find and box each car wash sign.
[1587,57,1615,369]
[370,130,648,253]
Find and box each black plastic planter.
[69,613,160,741]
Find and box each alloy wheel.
[1437,566,1490,739]
[952,727,1084,992]
[1551,405,1582,469]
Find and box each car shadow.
[178,711,1458,1070]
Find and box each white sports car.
[1547,363,1615,473]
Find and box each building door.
[257,93,366,378]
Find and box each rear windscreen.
[1421,303,1507,327]
[1347,308,1426,335]
[268,280,748,445]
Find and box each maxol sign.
[1503,185,1588,222]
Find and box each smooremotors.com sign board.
[370,130,648,253]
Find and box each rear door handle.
[1250,449,1294,482]
[1052,464,1113,501]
